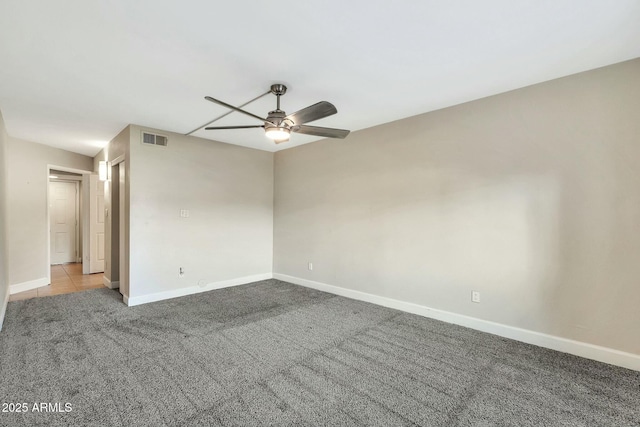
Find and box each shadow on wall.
[285,146,639,354]
[305,168,563,333]
[274,59,640,355]
[549,140,640,351]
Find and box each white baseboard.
[273,273,640,372]
[9,277,49,295]
[0,285,10,331]
[103,277,120,289]
[125,273,273,307]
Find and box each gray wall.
[274,58,640,355]
[6,138,93,286]
[127,125,274,299]
[0,111,9,327]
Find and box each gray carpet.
[0,280,638,426]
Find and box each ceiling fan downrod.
[270,84,287,111]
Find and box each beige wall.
[0,111,9,327]
[274,58,640,355]
[6,138,93,286]
[126,125,274,300]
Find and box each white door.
[50,181,78,264]
[89,174,105,273]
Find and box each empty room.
[0,1,639,426]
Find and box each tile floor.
[9,263,104,301]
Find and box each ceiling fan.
[203,84,350,144]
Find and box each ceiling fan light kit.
[203,84,350,144]
[264,126,290,141]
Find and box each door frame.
[46,164,93,282]
[88,173,106,274]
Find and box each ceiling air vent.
[141,131,168,147]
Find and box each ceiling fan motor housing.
[266,109,286,127]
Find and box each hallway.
[9,263,104,301]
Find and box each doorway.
[45,165,105,294]
[11,166,107,302]
[105,158,127,299]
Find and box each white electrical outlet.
[308,262,313,271]
[471,291,480,303]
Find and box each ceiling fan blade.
[205,96,268,123]
[284,101,337,125]
[204,125,264,130]
[292,125,350,139]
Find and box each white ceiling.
[1,1,639,157]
